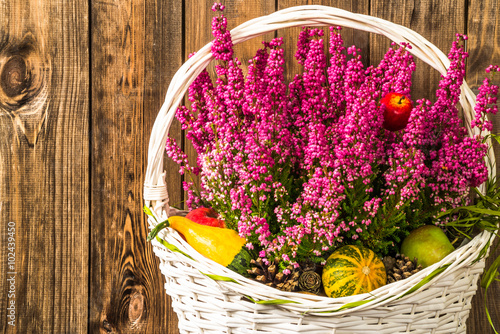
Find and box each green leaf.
[446,217,484,225]
[472,238,491,265]
[255,299,300,305]
[484,293,500,334]
[481,253,500,289]
[326,299,374,313]
[481,252,500,334]
[147,220,170,241]
[155,235,195,260]
[462,207,500,216]
[436,205,500,219]
[473,187,498,205]
[143,205,157,221]
[200,272,240,284]
[477,220,500,232]
[244,296,300,305]
[400,264,451,298]
[489,133,500,147]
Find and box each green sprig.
[436,177,500,332]
[243,296,300,305]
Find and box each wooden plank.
[277,0,370,83]
[90,0,182,333]
[466,0,500,332]
[143,0,184,332]
[0,0,89,333]
[370,0,465,100]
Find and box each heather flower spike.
[472,65,500,132]
[211,2,233,61]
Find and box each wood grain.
[0,0,89,333]
[184,0,276,74]
[277,0,370,83]
[370,0,465,101]
[90,0,182,333]
[466,0,500,332]
[143,0,184,332]
[183,0,215,209]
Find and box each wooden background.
[0,0,499,333]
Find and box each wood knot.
[128,291,145,325]
[102,319,113,332]
[0,33,50,115]
[1,55,28,98]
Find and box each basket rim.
[143,4,497,314]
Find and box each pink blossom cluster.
[472,65,500,131]
[166,6,498,265]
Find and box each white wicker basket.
[144,6,496,333]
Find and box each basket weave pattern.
[144,6,495,333]
[151,231,487,333]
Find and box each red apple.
[380,92,413,131]
[185,207,225,228]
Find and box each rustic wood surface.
[0,0,499,333]
[0,0,89,333]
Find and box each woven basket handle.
[144,5,491,215]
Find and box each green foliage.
[244,296,300,305]
[351,165,430,256]
[201,272,241,284]
[294,233,324,263]
[437,177,500,239]
[436,176,500,333]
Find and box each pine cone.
[247,257,300,292]
[300,259,317,273]
[384,254,422,284]
[298,270,321,294]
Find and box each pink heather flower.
[328,26,346,112]
[472,65,500,131]
[211,3,233,61]
[211,2,225,11]
[165,17,497,267]
[378,42,416,97]
[180,68,217,155]
[421,35,488,202]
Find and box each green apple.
[400,225,455,268]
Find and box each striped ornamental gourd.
[322,245,387,298]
